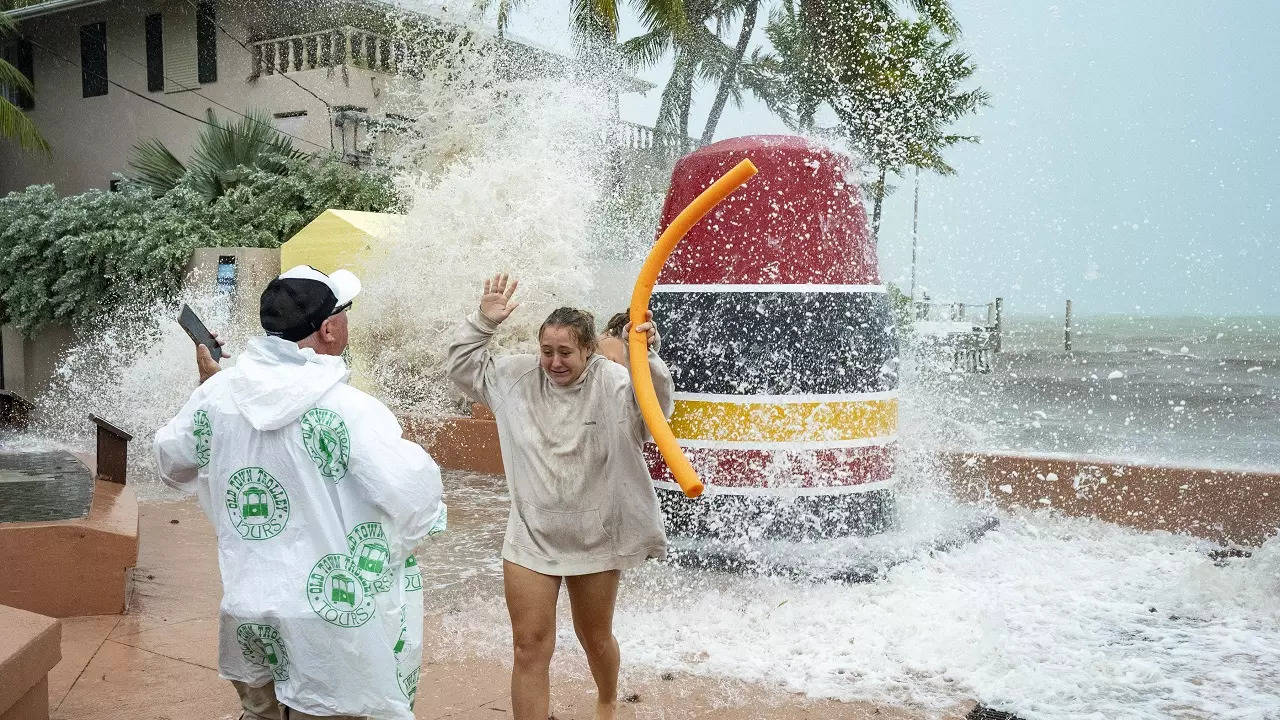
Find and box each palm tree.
[622,0,743,137]
[480,0,715,138]
[481,0,741,141]
[485,0,686,44]
[662,0,960,143]
[698,0,757,143]
[626,0,810,140]
[827,19,988,238]
[130,109,306,200]
[482,0,691,142]
[0,10,48,153]
[756,0,959,133]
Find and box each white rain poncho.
[154,335,444,720]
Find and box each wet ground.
[42,494,962,720]
[22,463,1280,719]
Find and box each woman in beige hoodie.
[446,273,673,720]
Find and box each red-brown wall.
[940,451,1280,546]
[405,409,1280,547]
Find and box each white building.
[0,0,661,195]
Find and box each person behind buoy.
[597,311,630,365]
[446,274,672,720]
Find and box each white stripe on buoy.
[652,284,886,293]
[652,479,897,496]
[673,390,899,403]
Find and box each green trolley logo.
[394,606,419,707]
[399,663,420,707]
[224,467,290,540]
[236,623,290,682]
[193,410,211,468]
[403,554,422,593]
[306,553,375,628]
[301,408,351,482]
[346,522,393,595]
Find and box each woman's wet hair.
[603,311,629,338]
[540,307,598,351]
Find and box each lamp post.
[910,166,920,303]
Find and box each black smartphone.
[178,304,222,362]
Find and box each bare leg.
[505,560,562,720]
[565,570,621,720]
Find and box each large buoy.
[646,135,899,539]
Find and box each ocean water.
[908,314,1280,469]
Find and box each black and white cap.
[260,265,361,342]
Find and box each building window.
[144,13,163,92]
[195,0,216,84]
[273,110,306,138]
[79,22,107,97]
[1,39,34,110]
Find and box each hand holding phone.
[179,305,222,361]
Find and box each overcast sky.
[497,0,1279,317]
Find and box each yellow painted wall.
[280,209,408,277]
[281,209,408,391]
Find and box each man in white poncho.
[154,265,445,720]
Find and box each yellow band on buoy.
[669,398,899,444]
[629,158,759,499]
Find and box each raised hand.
[479,273,520,324]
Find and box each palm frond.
[0,57,33,95]
[862,0,896,19]
[187,109,304,197]
[129,108,305,200]
[490,0,526,35]
[913,148,955,175]
[630,0,689,35]
[570,0,620,40]
[726,78,744,108]
[654,52,694,132]
[0,94,48,152]
[938,133,979,146]
[739,61,796,128]
[708,0,747,35]
[618,29,671,69]
[907,0,959,35]
[128,138,187,193]
[0,17,47,153]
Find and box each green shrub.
[0,155,401,334]
[886,282,915,334]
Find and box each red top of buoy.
[655,135,879,286]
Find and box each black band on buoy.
[652,288,898,396]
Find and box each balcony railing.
[914,300,999,326]
[250,26,407,78]
[612,120,701,162]
[318,106,702,174]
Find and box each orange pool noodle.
[629,158,758,499]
